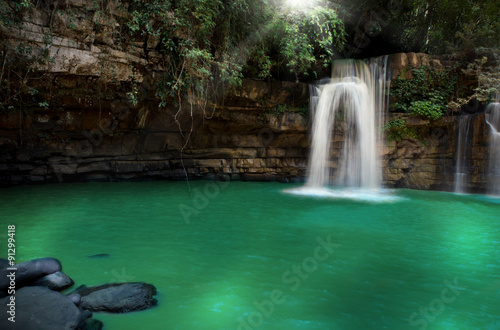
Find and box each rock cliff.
[0,1,493,193]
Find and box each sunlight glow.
[286,0,315,10]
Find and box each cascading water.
[454,115,475,193]
[485,102,500,195]
[371,56,391,146]
[288,56,393,201]
[306,57,390,190]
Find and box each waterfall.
[454,115,475,193]
[305,57,390,190]
[486,102,500,195]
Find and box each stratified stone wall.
[0,96,493,193]
[382,114,489,192]
[0,2,494,192]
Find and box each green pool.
[1,181,499,329]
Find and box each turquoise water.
[1,181,500,329]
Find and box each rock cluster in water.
[0,257,157,329]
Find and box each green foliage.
[0,0,53,113]
[123,0,346,107]
[269,104,309,119]
[338,0,499,55]
[383,118,420,142]
[391,66,457,121]
[38,101,49,109]
[1,0,346,113]
[275,104,287,114]
[0,0,33,32]
[297,106,309,118]
[451,51,500,107]
[126,87,139,107]
[407,101,443,121]
[272,4,346,80]
[387,65,459,142]
[412,0,500,54]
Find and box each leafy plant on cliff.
[1,0,345,115]
[0,0,56,113]
[391,66,457,121]
[449,50,500,108]
[270,5,346,81]
[123,0,346,109]
[383,118,421,142]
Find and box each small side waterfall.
[454,115,475,193]
[305,57,390,190]
[486,102,500,195]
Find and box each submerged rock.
[68,284,87,295]
[0,257,62,291]
[0,286,82,330]
[87,254,110,258]
[78,282,158,313]
[84,318,104,330]
[31,271,74,291]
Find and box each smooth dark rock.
[68,293,81,305]
[31,271,74,291]
[87,254,110,258]
[0,286,81,330]
[0,258,62,291]
[80,308,92,319]
[77,307,94,330]
[0,258,9,270]
[79,282,157,313]
[84,318,104,330]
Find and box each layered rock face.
[382,114,489,192]
[1,79,491,192]
[0,1,493,192]
[0,79,310,184]
[1,0,311,185]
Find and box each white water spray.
[305,58,390,190]
[454,115,475,193]
[485,102,500,195]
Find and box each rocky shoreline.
[0,257,157,329]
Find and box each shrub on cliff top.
[391,66,457,121]
[123,0,346,107]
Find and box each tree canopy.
[338,0,500,58]
[123,0,347,106]
[0,0,498,111]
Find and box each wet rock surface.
[0,286,82,330]
[31,271,75,291]
[0,257,157,329]
[77,283,158,313]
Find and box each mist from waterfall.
[486,102,500,195]
[454,115,475,193]
[305,57,390,190]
